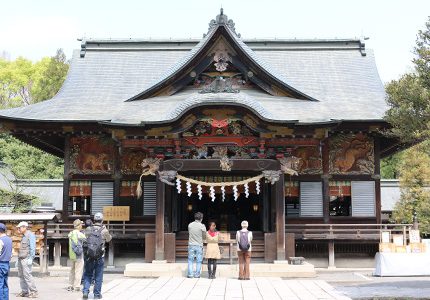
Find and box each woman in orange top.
[205,222,221,279]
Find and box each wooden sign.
[103,206,130,221]
[409,230,421,244]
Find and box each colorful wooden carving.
[158,171,178,186]
[69,135,115,175]
[279,156,300,176]
[220,156,233,171]
[329,134,374,174]
[291,146,323,175]
[122,149,147,175]
[141,158,163,176]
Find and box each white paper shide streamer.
[186,181,192,197]
[210,186,215,202]
[244,183,249,198]
[197,184,203,200]
[221,186,225,202]
[176,178,182,194]
[255,180,260,194]
[233,185,238,201]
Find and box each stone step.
[124,261,316,278]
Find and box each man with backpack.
[236,220,253,280]
[82,213,111,299]
[68,219,86,292]
[0,223,12,300]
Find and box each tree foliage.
[391,143,430,234]
[381,151,406,179]
[0,49,67,179]
[0,49,69,108]
[384,18,430,143]
[0,134,63,179]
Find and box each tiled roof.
[0,36,386,125]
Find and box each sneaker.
[28,291,39,298]
[15,292,28,297]
[83,293,89,299]
[245,278,250,280]
[74,287,80,292]
[67,287,73,292]
[187,275,193,278]
[194,275,200,278]
[94,296,103,299]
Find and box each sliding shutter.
[91,182,114,215]
[351,181,375,217]
[143,182,156,216]
[300,182,323,217]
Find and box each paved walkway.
[95,276,352,300]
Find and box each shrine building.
[0,10,401,266]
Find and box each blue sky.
[1,0,429,83]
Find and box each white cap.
[16,221,29,228]
[241,220,248,227]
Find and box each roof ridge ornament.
[205,9,241,38]
[199,76,240,94]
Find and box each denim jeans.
[0,262,9,300]
[83,257,104,297]
[187,245,203,277]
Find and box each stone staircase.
[124,261,316,278]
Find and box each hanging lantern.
[253,204,258,212]
[188,204,193,211]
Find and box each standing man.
[236,220,253,280]
[15,222,38,298]
[82,213,111,299]
[68,219,86,292]
[187,212,206,278]
[0,223,12,300]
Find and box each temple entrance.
[178,192,264,232]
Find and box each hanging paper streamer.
[255,180,260,195]
[210,186,215,202]
[221,186,225,202]
[176,178,182,194]
[244,183,249,198]
[233,185,238,201]
[197,184,203,200]
[186,181,192,197]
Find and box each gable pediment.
[126,10,317,102]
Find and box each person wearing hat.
[68,219,86,292]
[15,221,38,298]
[236,220,253,280]
[82,213,111,299]
[0,223,12,300]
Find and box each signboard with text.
[103,206,130,221]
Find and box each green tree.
[381,151,407,179]
[391,143,430,234]
[0,134,63,179]
[0,49,69,108]
[384,17,430,143]
[32,49,69,103]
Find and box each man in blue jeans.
[82,213,111,299]
[0,223,12,300]
[187,212,206,278]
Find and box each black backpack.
[70,231,84,258]
[83,226,104,260]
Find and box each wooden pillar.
[63,134,71,222]
[54,241,61,267]
[263,182,270,233]
[155,172,165,261]
[374,136,381,224]
[172,187,178,232]
[328,239,335,268]
[275,172,286,261]
[113,143,121,206]
[108,241,115,268]
[322,137,330,223]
